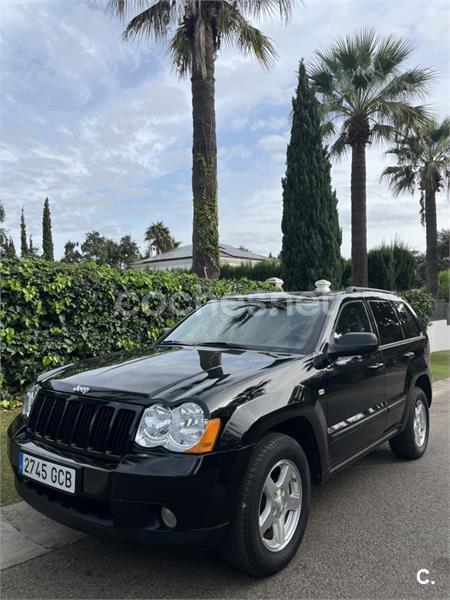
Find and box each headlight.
[135,402,220,454]
[22,382,40,418]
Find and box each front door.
[324,300,387,466]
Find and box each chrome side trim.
[328,401,388,436]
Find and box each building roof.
[134,243,268,266]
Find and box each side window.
[395,302,422,338]
[334,301,371,343]
[369,301,403,345]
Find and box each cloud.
[0,0,449,261]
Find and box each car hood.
[40,345,300,408]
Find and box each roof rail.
[345,286,395,294]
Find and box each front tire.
[389,387,430,459]
[219,433,311,577]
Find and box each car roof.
[220,288,403,303]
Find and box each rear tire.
[219,432,311,577]
[389,387,429,459]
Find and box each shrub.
[368,241,420,291]
[219,260,283,282]
[0,259,275,397]
[400,288,434,327]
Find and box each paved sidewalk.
[1,501,85,570]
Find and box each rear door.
[367,300,412,432]
[389,300,428,429]
[325,299,387,466]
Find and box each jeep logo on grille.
[73,385,90,395]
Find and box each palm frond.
[320,119,336,139]
[236,0,297,22]
[376,67,436,102]
[169,24,191,76]
[370,122,397,145]
[107,0,162,20]
[218,3,277,68]
[121,1,177,41]
[329,130,348,158]
[375,102,432,130]
[372,35,413,78]
[381,164,417,195]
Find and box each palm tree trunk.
[350,142,368,286]
[424,187,438,297]
[191,21,219,279]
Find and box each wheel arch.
[242,410,327,485]
[414,373,432,406]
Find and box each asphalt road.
[2,380,449,599]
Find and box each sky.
[0,0,449,260]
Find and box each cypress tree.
[281,61,342,290]
[42,197,54,261]
[20,208,28,257]
[8,237,16,258]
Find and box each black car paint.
[8,291,431,545]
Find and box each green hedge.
[400,289,434,327]
[0,259,434,401]
[0,259,275,398]
[219,260,283,282]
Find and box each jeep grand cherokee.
[8,286,431,576]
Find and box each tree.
[7,237,16,258]
[81,231,111,265]
[42,197,54,261]
[368,240,419,291]
[108,1,296,278]
[0,202,7,253]
[118,235,141,269]
[309,29,433,286]
[80,231,141,269]
[0,202,14,257]
[28,235,39,257]
[20,208,28,258]
[382,117,450,297]
[62,240,83,264]
[281,61,342,290]
[144,221,180,255]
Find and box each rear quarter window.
[369,300,403,345]
[395,301,422,338]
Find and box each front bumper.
[8,421,254,546]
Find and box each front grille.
[28,390,139,457]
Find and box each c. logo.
[416,569,434,585]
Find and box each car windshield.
[162,298,329,354]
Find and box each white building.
[133,243,268,271]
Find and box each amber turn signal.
[187,418,221,454]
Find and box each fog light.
[161,507,177,529]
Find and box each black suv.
[8,287,431,576]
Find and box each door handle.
[368,362,384,371]
[401,352,415,361]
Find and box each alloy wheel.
[258,459,302,552]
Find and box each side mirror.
[328,332,379,358]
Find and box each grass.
[1,408,20,506]
[430,350,450,382]
[0,350,448,507]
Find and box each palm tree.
[309,29,434,286]
[108,1,295,278]
[145,220,180,255]
[382,118,450,297]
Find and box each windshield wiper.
[159,340,193,346]
[195,341,245,350]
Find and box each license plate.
[19,453,76,494]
